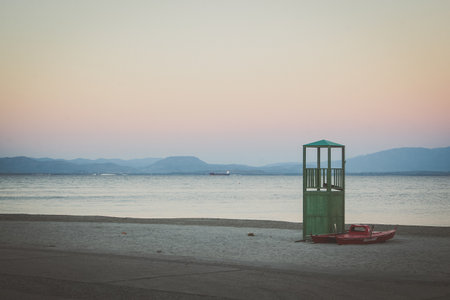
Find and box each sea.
[0,175,449,226]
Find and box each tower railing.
[305,168,344,191]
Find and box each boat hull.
[311,234,337,243]
[311,225,397,245]
[336,229,396,245]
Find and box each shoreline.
[0,214,301,229]
[1,213,449,236]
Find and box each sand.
[1,214,449,299]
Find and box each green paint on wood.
[302,140,345,239]
[303,191,345,236]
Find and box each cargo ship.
[209,170,230,176]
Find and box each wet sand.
[1,214,449,299]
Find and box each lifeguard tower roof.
[304,139,344,147]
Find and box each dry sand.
[1,214,449,277]
[1,214,449,299]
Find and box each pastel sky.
[1,0,449,165]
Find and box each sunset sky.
[1,0,449,165]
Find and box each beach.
[1,214,449,299]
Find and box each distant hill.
[261,147,450,174]
[143,156,210,174]
[1,146,449,175]
[346,147,450,173]
[0,157,134,174]
[258,162,301,175]
[69,157,162,169]
[142,156,262,175]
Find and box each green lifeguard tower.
[302,140,345,240]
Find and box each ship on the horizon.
[209,170,230,176]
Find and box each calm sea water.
[0,175,449,226]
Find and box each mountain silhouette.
[1,146,449,175]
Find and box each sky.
[1,0,449,165]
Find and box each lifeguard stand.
[303,140,345,240]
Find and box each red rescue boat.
[311,224,396,245]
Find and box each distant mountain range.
[1,146,449,175]
[346,147,450,173]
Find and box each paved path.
[1,246,449,299]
